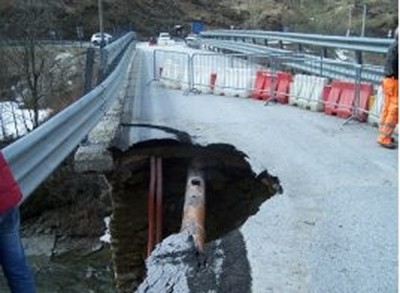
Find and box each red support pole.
[147,156,156,257]
[155,157,163,244]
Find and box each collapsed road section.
[106,139,281,292]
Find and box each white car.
[157,32,174,46]
[91,33,112,46]
[185,34,200,48]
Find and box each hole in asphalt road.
[107,140,282,291]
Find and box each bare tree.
[0,0,78,133]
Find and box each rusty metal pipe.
[147,156,156,257]
[181,160,206,252]
[155,157,163,244]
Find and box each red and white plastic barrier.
[160,60,186,90]
[224,68,254,98]
[192,66,215,94]
[156,55,380,126]
[289,75,328,111]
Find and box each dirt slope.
[0,0,397,39]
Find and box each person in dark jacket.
[0,153,36,292]
[377,28,398,149]
[0,208,36,292]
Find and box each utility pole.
[360,4,366,37]
[98,0,104,47]
[97,0,107,81]
[346,6,352,36]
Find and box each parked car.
[185,34,201,49]
[157,32,174,46]
[185,34,198,42]
[91,33,112,46]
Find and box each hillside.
[0,0,397,40]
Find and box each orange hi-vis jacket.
[377,39,398,146]
[378,77,398,145]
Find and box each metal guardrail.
[104,32,136,67]
[200,30,394,54]
[1,34,136,202]
[200,39,384,85]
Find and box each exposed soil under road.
[108,140,282,291]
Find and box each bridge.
[0,31,397,292]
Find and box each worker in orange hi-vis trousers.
[377,28,398,149]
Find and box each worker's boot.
[379,141,398,149]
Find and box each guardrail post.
[321,47,328,58]
[264,39,268,46]
[297,43,303,52]
[356,50,363,64]
[319,54,324,77]
[97,47,109,84]
[83,47,95,94]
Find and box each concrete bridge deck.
[112,43,397,292]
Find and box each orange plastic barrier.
[252,71,292,103]
[260,74,275,100]
[356,83,373,122]
[324,80,372,121]
[251,70,269,100]
[275,72,292,104]
[324,80,342,116]
[336,82,355,119]
[321,84,331,104]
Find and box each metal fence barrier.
[150,50,380,123]
[151,49,191,90]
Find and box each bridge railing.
[199,39,384,85]
[0,33,136,203]
[200,30,394,54]
[104,32,136,68]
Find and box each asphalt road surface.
[121,43,397,293]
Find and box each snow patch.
[55,52,74,63]
[99,216,111,243]
[0,101,51,141]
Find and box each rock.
[136,229,252,293]
[22,234,56,257]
